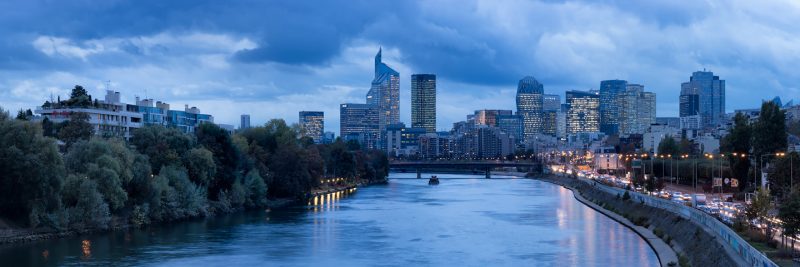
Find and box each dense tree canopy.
[58,112,93,148]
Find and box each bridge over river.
[389,161,542,178]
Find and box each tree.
[779,192,800,255]
[752,101,787,158]
[746,188,774,239]
[196,123,240,199]
[721,113,752,191]
[130,126,195,173]
[242,169,267,208]
[15,109,33,121]
[183,147,216,186]
[657,135,680,157]
[0,118,66,226]
[41,117,55,137]
[67,85,92,107]
[58,112,94,147]
[767,152,799,200]
[65,138,137,211]
[62,175,110,229]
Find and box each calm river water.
[0,173,658,266]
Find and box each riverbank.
[536,174,745,267]
[0,178,389,246]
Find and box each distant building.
[339,103,378,149]
[643,124,680,154]
[542,110,558,136]
[619,84,656,135]
[299,111,324,144]
[419,132,450,159]
[411,74,436,133]
[516,76,545,143]
[656,117,680,128]
[475,126,515,159]
[240,114,250,130]
[367,48,400,148]
[599,79,628,135]
[543,94,561,112]
[217,123,235,134]
[322,131,335,144]
[496,114,523,144]
[565,90,600,134]
[680,70,725,129]
[385,123,426,157]
[474,109,513,127]
[36,90,213,138]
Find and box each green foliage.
[130,126,195,173]
[752,101,787,158]
[196,123,240,199]
[58,112,93,147]
[622,190,631,201]
[15,109,33,121]
[65,138,139,210]
[657,136,681,157]
[242,169,267,208]
[183,147,216,185]
[767,152,799,199]
[66,85,92,107]
[41,117,55,137]
[778,192,800,241]
[62,175,111,229]
[720,113,752,191]
[0,119,66,225]
[746,188,775,239]
[148,166,208,221]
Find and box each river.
[0,173,658,266]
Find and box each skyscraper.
[240,114,250,130]
[543,94,561,112]
[367,48,400,147]
[516,76,544,143]
[299,111,324,144]
[619,84,656,135]
[680,70,725,128]
[566,90,600,134]
[497,114,523,144]
[411,74,436,133]
[599,80,627,135]
[340,103,379,149]
[473,109,513,127]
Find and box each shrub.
[622,191,631,201]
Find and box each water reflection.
[0,173,657,267]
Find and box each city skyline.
[2,1,800,134]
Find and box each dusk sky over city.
[1,0,799,132]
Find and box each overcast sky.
[1,0,799,133]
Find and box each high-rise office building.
[367,48,400,147]
[340,103,379,149]
[680,70,725,128]
[542,94,561,137]
[299,111,324,144]
[599,80,627,135]
[516,76,544,143]
[473,109,513,127]
[496,114,523,144]
[543,94,561,111]
[619,84,656,135]
[240,114,250,130]
[411,74,436,133]
[566,90,600,134]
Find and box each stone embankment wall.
[540,175,744,267]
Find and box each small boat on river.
[428,175,440,185]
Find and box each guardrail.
[579,177,777,267]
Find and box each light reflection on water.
[0,173,657,267]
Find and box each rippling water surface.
[0,173,658,266]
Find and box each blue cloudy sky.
[1,0,799,133]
